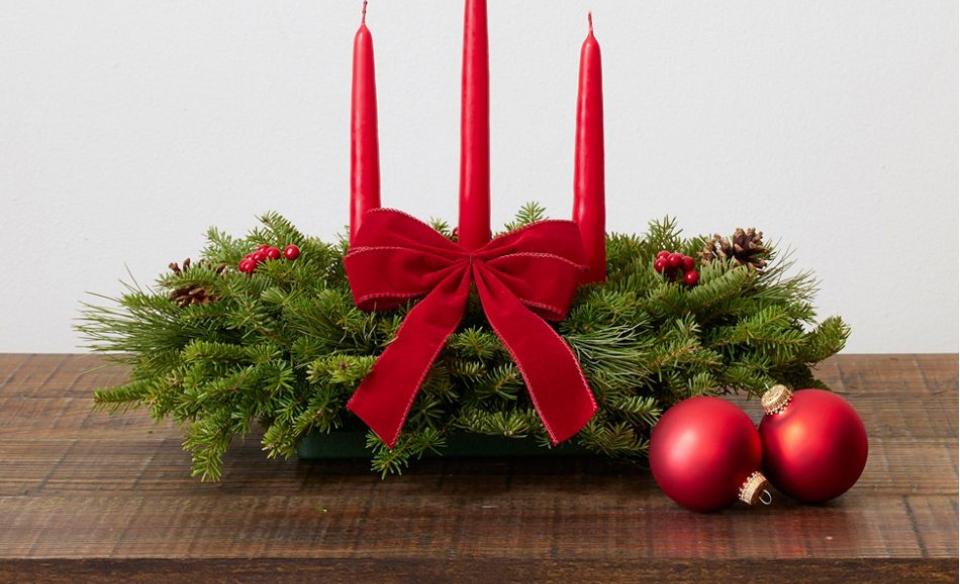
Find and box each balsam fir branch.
[77,205,849,480]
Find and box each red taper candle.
[572,13,606,283]
[458,0,491,249]
[350,1,381,244]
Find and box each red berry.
[238,258,257,273]
[283,244,300,260]
[681,255,695,271]
[264,246,282,260]
[683,270,700,286]
[251,250,267,263]
[258,244,270,251]
[654,258,668,273]
[657,250,671,260]
[668,253,684,269]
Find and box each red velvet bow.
[343,208,598,448]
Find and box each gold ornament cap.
[738,471,773,506]
[761,384,793,415]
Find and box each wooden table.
[0,354,956,583]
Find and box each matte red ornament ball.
[238,258,256,273]
[650,396,769,512]
[264,246,282,260]
[683,270,699,286]
[759,386,868,503]
[283,244,300,260]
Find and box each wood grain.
[0,558,956,584]
[0,353,956,583]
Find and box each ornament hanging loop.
[759,489,773,506]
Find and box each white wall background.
[1,1,956,353]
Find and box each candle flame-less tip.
[588,11,593,33]
[361,0,368,24]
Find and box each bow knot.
[344,208,598,448]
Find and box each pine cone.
[168,258,226,277]
[700,228,769,271]
[168,258,225,307]
[170,284,219,307]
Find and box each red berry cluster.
[238,243,300,274]
[654,250,700,286]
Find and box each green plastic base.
[297,431,588,460]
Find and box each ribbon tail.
[473,264,598,445]
[347,267,471,448]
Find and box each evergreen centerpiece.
[78,204,848,480]
[78,3,849,483]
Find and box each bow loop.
[475,219,586,263]
[344,209,597,448]
[482,253,583,321]
[345,247,464,311]
[353,208,464,258]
